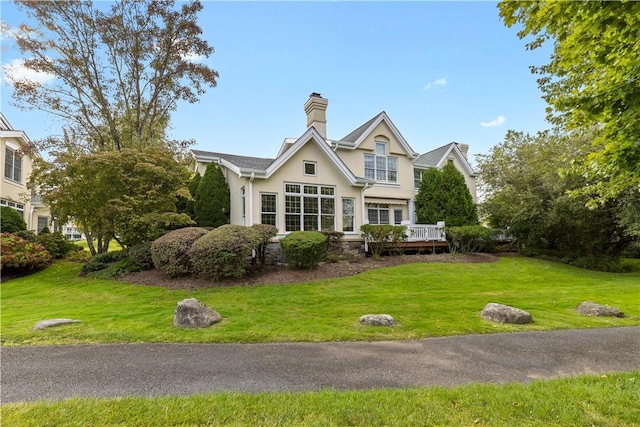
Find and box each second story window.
[4,147,22,183]
[364,142,397,184]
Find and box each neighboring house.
[0,112,51,233]
[192,93,477,247]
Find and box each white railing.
[405,224,447,242]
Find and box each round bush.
[189,225,259,280]
[0,206,27,233]
[1,232,52,272]
[151,227,208,277]
[127,241,154,270]
[36,232,76,259]
[80,250,126,275]
[280,231,327,269]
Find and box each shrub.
[446,225,497,254]
[16,230,37,242]
[36,232,76,259]
[127,241,154,270]
[360,224,406,258]
[1,232,52,272]
[251,224,278,265]
[0,206,27,233]
[86,257,140,279]
[189,225,260,280]
[151,227,208,277]
[320,230,345,262]
[280,231,327,269]
[80,250,126,275]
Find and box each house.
[0,113,51,233]
[191,93,477,249]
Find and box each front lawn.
[1,257,638,345]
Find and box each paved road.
[2,326,639,403]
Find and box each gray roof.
[339,112,385,144]
[192,149,275,171]
[414,143,455,168]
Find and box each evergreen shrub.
[0,206,27,233]
[189,225,259,280]
[360,224,406,258]
[446,226,498,254]
[127,241,154,270]
[280,231,327,269]
[36,232,77,259]
[150,227,208,277]
[80,250,126,275]
[251,224,278,265]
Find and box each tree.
[30,147,194,254]
[7,0,218,153]
[476,130,630,265]
[177,171,201,219]
[498,1,640,203]
[194,163,230,228]
[415,163,477,226]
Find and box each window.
[37,216,49,233]
[364,142,398,183]
[304,161,316,176]
[394,209,403,225]
[4,147,22,183]
[261,193,276,226]
[342,198,355,232]
[285,183,335,232]
[367,203,390,225]
[0,198,25,217]
[414,170,423,189]
[447,158,454,165]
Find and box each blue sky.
[1,1,552,166]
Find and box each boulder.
[576,301,624,318]
[34,318,82,331]
[174,298,222,328]
[359,314,397,326]
[481,303,533,324]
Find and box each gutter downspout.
[361,182,371,253]
[248,172,255,226]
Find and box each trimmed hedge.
[280,231,327,269]
[151,227,208,277]
[1,232,52,272]
[189,225,259,280]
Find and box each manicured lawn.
[1,257,638,345]
[2,373,638,426]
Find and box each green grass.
[2,257,638,345]
[2,373,639,426]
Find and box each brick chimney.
[456,143,469,160]
[304,92,328,140]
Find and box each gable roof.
[414,142,477,176]
[192,128,372,186]
[336,111,418,158]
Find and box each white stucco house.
[191,93,477,247]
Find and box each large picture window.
[4,147,22,183]
[364,142,397,184]
[261,193,276,226]
[285,183,335,232]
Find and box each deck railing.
[405,224,447,242]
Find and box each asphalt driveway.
[1,326,639,403]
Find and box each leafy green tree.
[194,163,230,228]
[7,0,218,153]
[415,164,477,226]
[477,130,630,265]
[0,206,27,233]
[177,171,201,219]
[498,1,640,203]
[30,147,193,254]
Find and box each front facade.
[192,94,477,242]
[0,113,51,233]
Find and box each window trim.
[364,141,398,184]
[260,193,277,226]
[284,182,335,232]
[4,146,22,183]
[367,203,390,225]
[342,197,355,232]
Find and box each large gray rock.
[359,314,397,326]
[34,318,82,331]
[174,298,222,328]
[481,303,533,324]
[576,301,624,318]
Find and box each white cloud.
[480,115,506,128]
[424,77,447,91]
[0,58,56,85]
